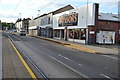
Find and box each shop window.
[69,29,74,39]
[81,29,86,40]
[48,17,50,24]
[74,29,80,39]
[69,29,86,40]
[54,30,60,38]
[55,31,57,37]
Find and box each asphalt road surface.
[3,32,119,79]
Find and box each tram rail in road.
[7,33,86,80]
[8,35,49,80]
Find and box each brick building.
[86,4,120,44]
[96,13,120,44]
[53,3,120,44]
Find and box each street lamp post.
[19,13,21,31]
[38,10,40,16]
[85,0,88,44]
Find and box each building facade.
[28,3,119,44]
[28,5,74,38]
[15,18,22,32]
[15,18,31,32]
[39,13,53,38]
[29,18,40,36]
[53,3,97,44]
[96,13,120,44]
[22,18,31,32]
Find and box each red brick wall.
[97,20,120,44]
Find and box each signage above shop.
[58,13,78,27]
[89,31,95,34]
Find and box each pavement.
[33,36,119,55]
[6,33,118,79]
[2,33,31,78]
[0,32,2,80]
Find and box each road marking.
[47,54,89,78]
[102,55,118,60]
[36,50,88,78]
[78,64,83,66]
[12,35,21,41]
[58,54,83,67]
[100,74,113,80]
[8,38,37,80]
[58,54,70,60]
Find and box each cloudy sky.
[0,0,119,23]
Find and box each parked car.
[19,30,26,36]
[12,30,17,34]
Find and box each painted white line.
[72,60,83,67]
[102,55,118,60]
[78,64,83,66]
[58,54,70,60]
[100,74,113,80]
[48,54,89,78]
[58,54,83,67]
[12,35,21,41]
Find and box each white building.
[15,18,23,32]
[15,18,31,32]
[53,3,97,44]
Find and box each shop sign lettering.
[58,13,78,27]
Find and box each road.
[3,32,118,79]
[2,32,32,78]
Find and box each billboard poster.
[58,13,78,27]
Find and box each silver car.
[19,30,26,36]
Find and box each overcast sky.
[0,0,119,23]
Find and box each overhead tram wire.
[12,0,22,14]
[9,0,22,23]
[30,0,57,18]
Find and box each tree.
[2,22,15,30]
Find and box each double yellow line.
[8,38,37,80]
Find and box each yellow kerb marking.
[8,38,37,80]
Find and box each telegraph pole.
[19,13,21,31]
[38,10,40,16]
[85,0,88,44]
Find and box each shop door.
[61,30,64,38]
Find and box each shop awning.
[53,27,65,30]
[29,26,38,30]
[67,26,85,29]
[40,24,53,28]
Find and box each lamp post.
[38,10,40,16]
[19,13,21,31]
[85,0,88,44]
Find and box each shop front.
[53,27,65,39]
[96,30,115,44]
[39,25,53,38]
[53,3,97,44]
[29,26,39,36]
[67,29,86,43]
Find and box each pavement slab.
[0,32,2,79]
[2,34,31,78]
[33,36,118,55]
